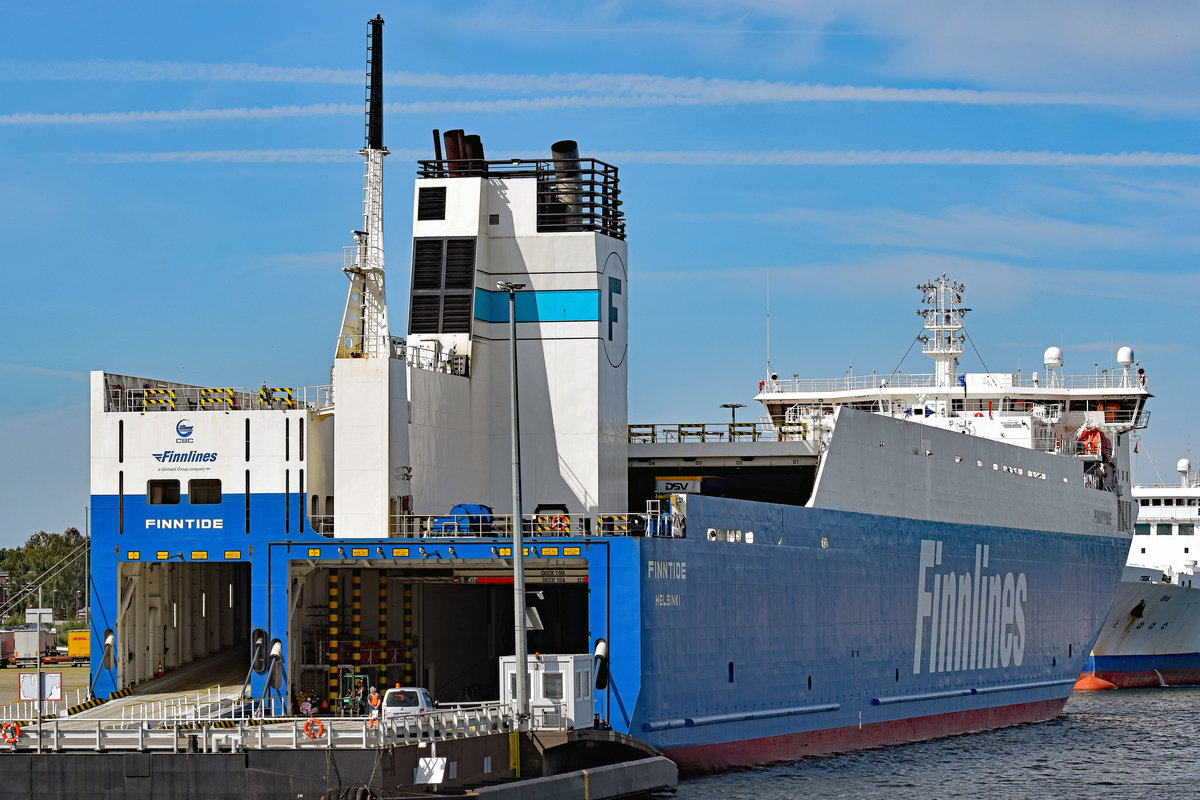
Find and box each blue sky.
[3,1,1199,547]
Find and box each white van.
[382,687,435,720]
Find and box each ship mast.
[336,14,389,360]
[917,275,967,389]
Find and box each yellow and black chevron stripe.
[144,389,176,409]
[62,696,106,716]
[258,387,295,408]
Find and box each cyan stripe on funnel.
[474,288,600,323]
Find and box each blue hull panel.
[604,495,1124,764]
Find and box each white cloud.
[73,148,370,164]
[599,149,1200,167]
[711,205,1178,258]
[0,362,88,379]
[714,1,1200,91]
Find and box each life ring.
[303,718,324,739]
[974,413,984,417]
[2,722,20,743]
[550,515,569,532]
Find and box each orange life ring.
[550,515,569,532]
[303,718,324,739]
[974,413,984,417]
[2,722,20,744]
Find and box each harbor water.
[672,689,1199,799]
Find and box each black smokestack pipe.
[551,139,582,231]
[365,15,385,150]
[432,129,443,161]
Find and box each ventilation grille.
[416,186,447,221]
[409,237,477,335]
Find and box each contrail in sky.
[74,147,1200,167]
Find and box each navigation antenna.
[916,275,967,388]
[335,14,390,360]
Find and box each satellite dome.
[1043,346,1063,369]
[1117,346,1134,367]
[1178,458,1192,474]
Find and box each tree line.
[1,527,88,624]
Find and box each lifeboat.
[1077,426,1111,460]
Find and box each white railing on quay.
[0,704,515,753]
[0,686,91,722]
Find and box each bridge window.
[148,480,180,505]
[188,479,222,505]
[1157,524,1173,535]
[1180,524,1195,536]
[1134,524,1150,535]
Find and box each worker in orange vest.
[367,686,381,729]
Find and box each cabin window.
[1139,499,1149,506]
[1180,524,1195,536]
[1164,498,1175,506]
[188,479,221,505]
[544,672,563,701]
[1135,524,1150,535]
[1157,524,1173,536]
[148,480,181,505]
[1152,499,1162,506]
[1190,499,1199,507]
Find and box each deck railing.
[308,510,682,539]
[0,704,515,753]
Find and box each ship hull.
[607,491,1127,773]
[663,697,1065,774]
[1083,577,1200,688]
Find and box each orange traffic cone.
[157,661,163,677]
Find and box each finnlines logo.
[153,451,218,463]
[912,540,1027,675]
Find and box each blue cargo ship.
[85,16,1151,774]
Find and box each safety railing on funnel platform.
[416,157,625,241]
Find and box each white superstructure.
[754,275,1150,534]
[1128,459,1200,583]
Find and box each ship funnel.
[551,139,582,231]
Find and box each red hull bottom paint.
[1085,670,1200,689]
[1073,674,1117,691]
[663,698,1068,775]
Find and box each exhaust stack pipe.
[463,133,487,177]
[443,129,466,177]
[551,139,582,231]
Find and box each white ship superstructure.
[749,276,1150,534]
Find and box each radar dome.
[1117,346,1134,367]
[1178,458,1192,474]
[1043,346,1063,369]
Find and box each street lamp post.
[720,403,746,424]
[497,280,530,728]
